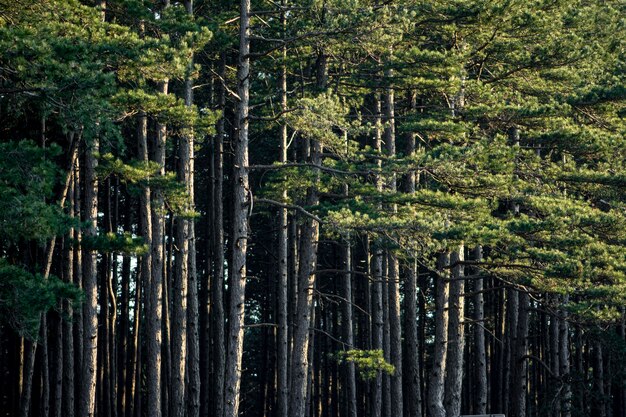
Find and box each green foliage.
[0,141,64,245]
[0,260,82,341]
[81,232,148,255]
[333,349,395,380]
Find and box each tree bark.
[63,173,75,417]
[370,93,384,417]
[223,0,251,414]
[444,245,465,417]
[559,296,572,417]
[472,246,487,415]
[80,130,100,417]
[428,252,450,417]
[183,4,200,416]
[402,91,422,417]
[384,67,403,417]
[277,16,290,416]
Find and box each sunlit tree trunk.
[223,0,251,413]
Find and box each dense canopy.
[0,1,625,417]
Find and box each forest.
[0,0,625,417]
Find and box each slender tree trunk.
[559,296,572,417]
[74,156,84,417]
[472,246,487,414]
[370,93,383,417]
[63,173,75,417]
[41,315,50,417]
[444,245,465,417]
[80,132,100,417]
[183,4,200,416]
[505,287,519,415]
[403,91,422,417]
[277,17,290,417]
[550,300,560,417]
[80,7,105,416]
[341,215,357,417]
[510,291,529,417]
[384,68,403,417]
[428,252,450,417]
[223,0,251,413]
[212,54,226,417]
[288,181,320,417]
[54,302,63,417]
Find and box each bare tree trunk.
[54,302,63,417]
[549,300,560,417]
[41,315,50,417]
[428,252,450,417]
[212,54,226,417]
[370,93,384,417]
[384,68,403,417]
[403,91,422,417]
[172,146,189,417]
[341,202,357,417]
[223,0,251,413]
[593,340,607,417]
[472,246,487,415]
[510,292,529,417]
[444,245,465,417]
[183,4,200,416]
[63,173,75,417]
[277,17,290,416]
[80,132,100,417]
[74,157,84,417]
[80,8,105,417]
[559,296,572,417]
[127,271,141,417]
[288,177,320,417]
[138,102,161,417]
[504,287,519,415]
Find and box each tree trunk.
[559,296,572,417]
[223,0,251,413]
[444,245,465,417]
[402,91,422,417]
[341,222,357,417]
[80,132,100,417]
[428,252,450,417]
[370,93,384,417]
[549,299,560,417]
[183,4,200,416]
[288,179,320,417]
[472,246,487,415]
[63,173,75,417]
[510,291,529,417]
[212,53,226,417]
[384,68,403,417]
[277,18,289,417]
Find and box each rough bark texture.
[62,174,75,417]
[223,0,250,414]
[384,70,403,417]
[370,94,384,417]
[211,53,226,417]
[288,166,320,417]
[510,291,529,417]
[444,245,465,417]
[472,245,487,415]
[559,296,572,417]
[342,228,357,417]
[80,134,99,417]
[428,252,450,417]
[184,3,200,415]
[277,24,289,417]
